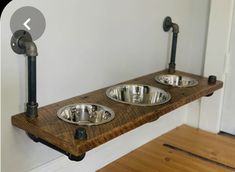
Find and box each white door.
[220,7,235,135]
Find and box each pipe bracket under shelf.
[27,133,86,161]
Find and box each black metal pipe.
[168,32,178,74]
[11,30,38,118]
[163,17,179,74]
[26,56,38,118]
[28,56,36,103]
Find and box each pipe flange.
[163,16,172,32]
[11,30,32,55]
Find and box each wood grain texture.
[98,125,234,172]
[11,70,223,156]
[158,125,235,169]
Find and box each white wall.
[199,0,234,133]
[1,0,209,171]
[220,1,235,135]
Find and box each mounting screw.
[74,127,87,140]
[208,75,217,85]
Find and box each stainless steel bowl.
[57,103,115,126]
[106,84,171,106]
[155,74,198,87]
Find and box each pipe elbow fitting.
[23,41,38,57]
[172,23,179,34]
[11,30,38,57]
[18,38,38,57]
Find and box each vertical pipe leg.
[168,33,178,74]
[11,30,39,118]
[26,56,38,118]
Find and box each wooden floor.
[98,125,235,172]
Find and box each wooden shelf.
[11,70,223,157]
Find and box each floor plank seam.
[163,143,235,171]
